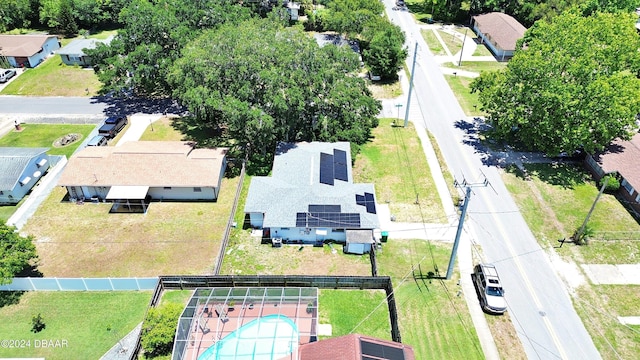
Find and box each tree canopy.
[471,11,640,155]
[169,18,381,171]
[0,224,38,285]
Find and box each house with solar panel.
[0,148,50,205]
[244,142,380,254]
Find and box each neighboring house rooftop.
[58,141,228,187]
[473,12,527,51]
[298,333,415,360]
[591,133,640,191]
[57,36,114,56]
[0,147,49,189]
[0,34,58,57]
[244,142,379,229]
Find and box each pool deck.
[184,302,316,360]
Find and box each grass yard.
[23,177,237,277]
[318,289,390,340]
[472,44,493,57]
[139,117,186,141]
[422,29,445,55]
[0,291,150,360]
[0,124,94,158]
[1,56,101,96]
[437,29,463,55]
[377,239,484,359]
[446,61,506,74]
[405,0,434,24]
[353,118,446,223]
[443,75,483,117]
[367,79,403,99]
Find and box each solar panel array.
[356,192,377,214]
[360,339,406,360]
[296,206,361,228]
[319,148,349,185]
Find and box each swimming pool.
[198,314,299,360]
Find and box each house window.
[69,56,80,62]
[164,187,172,190]
[193,187,202,192]
[621,179,633,194]
[333,229,345,233]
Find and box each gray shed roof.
[0,147,49,189]
[57,36,113,56]
[245,142,380,229]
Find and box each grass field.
[0,291,150,359]
[443,75,483,117]
[367,79,403,99]
[1,56,101,96]
[437,29,463,56]
[139,117,186,141]
[445,61,507,74]
[318,289,390,340]
[0,124,95,158]
[353,118,446,223]
[422,29,445,55]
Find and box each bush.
[600,176,620,192]
[140,303,183,358]
[31,313,45,333]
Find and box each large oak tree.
[0,224,37,285]
[471,10,640,155]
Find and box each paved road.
[0,96,106,114]
[386,3,601,360]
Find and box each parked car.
[98,116,128,139]
[472,263,507,314]
[87,135,108,147]
[0,69,17,83]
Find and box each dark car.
[98,116,128,138]
[0,69,17,83]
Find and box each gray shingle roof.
[0,147,49,189]
[591,133,640,191]
[245,142,380,229]
[56,36,114,56]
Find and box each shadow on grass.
[0,291,25,308]
[506,162,589,189]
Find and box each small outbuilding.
[471,12,527,61]
[0,35,60,68]
[57,36,114,67]
[0,147,50,205]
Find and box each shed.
[344,230,375,254]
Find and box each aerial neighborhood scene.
[1,0,639,359]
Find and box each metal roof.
[56,36,114,56]
[244,142,380,229]
[0,147,49,189]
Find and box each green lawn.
[0,124,94,158]
[318,289,390,340]
[353,118,445,222]
[443,75,484,117]
[422,29,445,55]
[444,61,506,74]
[0,291,150,359]
[473,44,493,57]
[405,0,434,24]
[437,29,463,55]
[1,56,101,96]
[139,117,186,141]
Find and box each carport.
[106,185,149,213]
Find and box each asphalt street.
[386,2,601,360]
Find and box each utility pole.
[404,42,418,128]
[445,176,490,279]
[573,173,612,243]
[458,28,468,67]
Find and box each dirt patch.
[486,313,527,360]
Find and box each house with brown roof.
[585,133,640,216]
[58,141,228,205]
[0,35,60,68]
[298,333,415,360]
[471,12,527,61]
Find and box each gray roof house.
[471,12,527,61]
[244,142,380,253]
[0,148,50,205]
[57,36,114,67]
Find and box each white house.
[57,36,114,67]
[58,141,228,205]
[0,35,60,68]
[0,148,50,205]
[471,12,527,61]
[244,142,380,252]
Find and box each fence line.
[0,277,158,291]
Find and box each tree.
[0,224,38,285]
[169,18,381,171]
[140,302,182,358]
[0,0,32,32]
[58,0,78,37]
[471,11,640,155]
[362,20,407,80]
[323,0,384,37]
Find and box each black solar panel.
[364,192,377,214]
[309,205,341,213]
[355,194,365,206]
[319,152,334,185]
[360,339,406,360]
[296,212,361,228]
[334,149,349,181]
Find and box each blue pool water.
[198,314,299,360]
